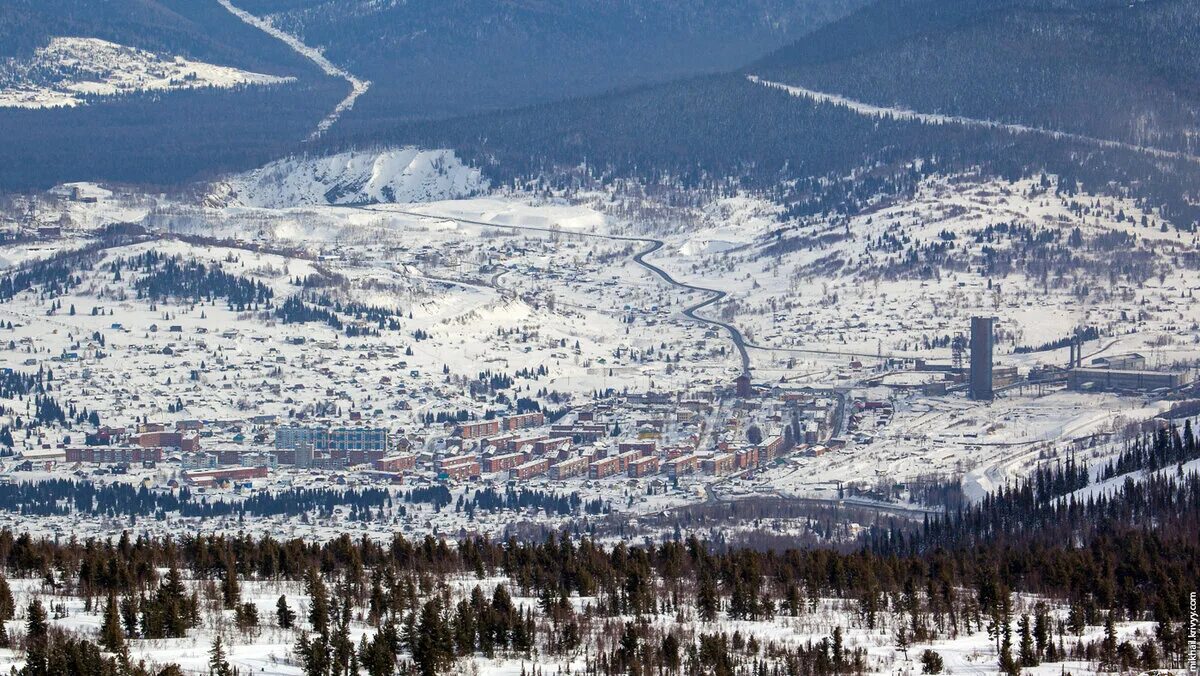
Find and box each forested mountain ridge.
[313,0,1200,231]
[0,0,315,77]
[6,0,1200,227]
[229,0,873,122]
[750,0,1200,153]
[0,0,344,191]
[341,71,1200,228]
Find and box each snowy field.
[0,572,1163,676]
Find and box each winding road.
[350,205,753,376]
[632,240,752,375]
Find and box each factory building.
[1068,368,1183,392]
[969,317,995,401]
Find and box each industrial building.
[1091,353,1146,370]
[1068,368,1183,392]
[184,466,268,487]
[969,316,995,401]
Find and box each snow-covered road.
[218,0,370,141]
[350,204,754,376]
[748,75,1200,165]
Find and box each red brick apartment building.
[664,454,699,479]
[549,456,588,480]
[589,456,621,479]
[373,454,417,472]
[627,456,659,478]
[509,458,550,480]
[703,453,735,476]
[483,452,526,473]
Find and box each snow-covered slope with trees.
[211,148,488,208]
[0,37,295,109]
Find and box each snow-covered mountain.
[0,37,295,109]
[208,148,488,208]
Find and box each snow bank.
[678,195,781,256]
[212,148,488,208]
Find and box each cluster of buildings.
[418,391,819,488]
[17,379,846,495]
[1067,352,1187,393]
[942,318,1189,399]
[273,424,390,468]
[34,418,398,485]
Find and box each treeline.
[463,487,602,518]
[0,480,393,520]
[275,294,400,336]
[1100,420,1198,480]
[239,0,867,122]
[753,0,1200,155]
[0,367,47,400]
[331,64,1200,229]
[0,0,338,192]
[120,252,274,310]
[0,69,344,194]
[856,215,1165,288]
[0,368,99,438]
[0,251,93,303]
[0,471,1193,675]
[0,433,1195,673]
[1013,325,1102,354]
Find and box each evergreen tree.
[222,559,240,610]
[209,635,234,676]
[1101,612,1119,670]
[100,594,125,653]
[998,623,1018,675]
[305,569,330,636]
[412,598,453,676]
[24,599,50,676]
[1018,614,1038,667]
[120,595,139,638]
[920,649,944,674]
[0,575,13,624]
[696,571,718,622]
[276,595,295,629]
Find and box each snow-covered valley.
[0,146,1196,675]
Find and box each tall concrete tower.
[969,317,995,401]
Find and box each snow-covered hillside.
[210,148,488,208]
[0,37,295,109]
